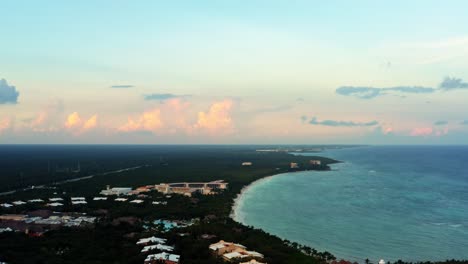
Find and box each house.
[100,186,132,196]
[93,197,107,201]
[115,198,128,202]
[209,240,264,262]
[28,199,44,203]
[49,198,63,202]
[240,260,267,264]
[71,201,87,205]
[141,244,174,252]
[242,162,253,166]
[137,236,167,245]
[71,197,85,201]
[144,252,180,264]
[309,160,321,166]
[47,202,64,207]
[0,203,13,208]
[290,162,299,169]
[12,201,26,205]
[130,199,144,204]
[209,240,246,255]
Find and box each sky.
[1,0,468,144]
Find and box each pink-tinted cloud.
[65,112,82,128]
[119,109,163,133]
[195,100,234,134]
[83,115,98,130]
[410,127,448,137]
[410,127,433,136]
[0,117,11,133]
[64,112,99,135]
[29,99,65,131]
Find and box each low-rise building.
[141,243,174,252]
[242,162,253,166]
[309,160,322,165]
[155,180,228,197]
[209,240,264,262]
[240,259,267,264]
[144,252,180,264]
[100,186,132,196]
[290,162,299,169]
[137,236,167,245]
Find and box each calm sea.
[233,146,468,262]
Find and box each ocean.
[233,146,468,262]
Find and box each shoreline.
[230,169,321,223]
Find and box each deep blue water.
[234,146,468,262]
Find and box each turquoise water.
[233,146,468,262]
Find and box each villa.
[137,236,167,245]
[144,252,180,264]
[240,260,267,264]
[209,240,264,262]
[141,243,174,252]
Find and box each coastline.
[230,174,275,222]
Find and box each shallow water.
[234,146,468,262]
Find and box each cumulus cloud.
[0,79,20,104]
[434,120,448,126]
[410,127,433,136]
[110,85,134,88]
[439,77,468,90]
[29,99,65,131]
[336,86,435,99]
[119,109,163,133]
[307,117,378,127]
[0,117,12,133]
[143,93,190,101]
[64,112,99,134]
[410,127,448,137]
[195,100,234,134]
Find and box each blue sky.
[1,1,468,144]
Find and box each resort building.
[209,240,264,262]
[155,180,228,197]
[144,252,180,264]
[137,236,167,245]
[242,162,253,166]
[240,260,267,264]
[141,244,174,252]
[100,186,132,196]
[309,160,321,165]
[290,162,299,169]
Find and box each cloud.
[65,112,82,129]
[0,117,12,133]
[439,77,468,90]
[64,112,99,134]
[83,115,98,130]
[410,127,448,137]
[119,109,163,133]
[110,85,134,88]
[336,86,435,99]
[308,117,378,127]
[461,120,468,125]
[29,99,65,131]
[143,93,190,101]
[410,127,433,136]
[0,79,20,104]
[434,120,448,126]
[195,100,234,134]
[337,76,468,99]
[251,105,292,114]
